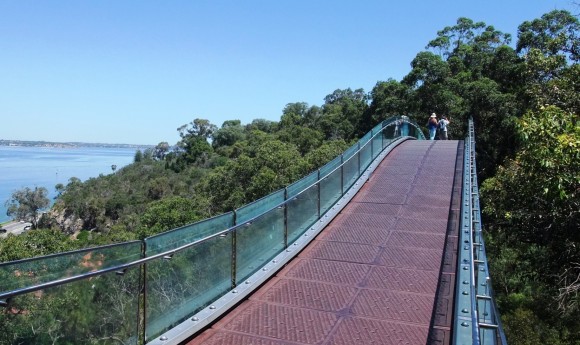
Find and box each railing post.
[317,169,321,219]
[284,188,288,248]
[231,211,237,289]
[357,142,361,176]
[381,122,384,149]
[141,241,148,343]
[370,135,374,160]
[340,154,344,196]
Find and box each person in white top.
[438,115,450,140]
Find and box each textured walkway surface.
[186,140,462,345]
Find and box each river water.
[0,145,137,223]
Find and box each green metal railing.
[454,118,507,345]
[0,117,424,345]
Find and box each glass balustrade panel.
[371,122,382,136]
[0,241,142,294]
[319,155,341,178]
[383,123,398,148]
[144,212,234,256]
[319,167,342,215]
[343,143,358,162]
[342,154,359,193]
[235,207,284,285]
[359,132,372,147]
[372,133,382,159]
[382,123,396,140]
[287,183,319,244]
[360,142,372,171]
[145,233,232,341]
[236,189,285,225]
[0,267,140,345]
[286,171,318,199]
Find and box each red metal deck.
[186,140,461,345]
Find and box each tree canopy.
[5,186,50,229]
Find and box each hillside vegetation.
[1,10,578,345]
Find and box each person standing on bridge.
[438,115,450,140]
[401,115,409,136]
[427,113,438,140]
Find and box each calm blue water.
[0,146,137,223]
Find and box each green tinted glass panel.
[360,141,372,171]
[382,123,397,140]
[372,133,382,159]
[287,171,318,199]
[236,189,285,224]
[145,234,232,341]
[0,241,142,294]
[359,132,372,147]
[371,123,382,136]
[381,118,393,128]
[406,124,415,138]
[405,124,415,139]
[319,155,341,178]
[235,207,284,284]
[145,212,234,256]
[320,167,342,215]
[343,143,359,161]
[0,267,140,345]
[409,123,426,140]
[287,183,319,244]
[342,153,359,193]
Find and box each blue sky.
[0,1,575,145]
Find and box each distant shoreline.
[0,139,152,149]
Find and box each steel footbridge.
[0,117,506,345]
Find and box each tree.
[318,88,369,140]
[304,140,349,171]
[212,120,246,148]
[0,228,74,261]
[276,125,324,155]
[517,10,579,63]
[177,118,217,140]
[153,142,170,160]
[139,196,201,238]
[245,118,278,133]
[481,106,580,343]
[170,118,216,171]
[134,149,143,163]
[427,17,511,59]
[5,187,50,229]
[368,79,416,123]
[516,10,580,114]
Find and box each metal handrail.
[453,118,507,345]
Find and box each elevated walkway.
[0,118,506,345]
[186,140,462,345]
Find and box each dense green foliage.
[1,9,579,344]
[482,106,580,344]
